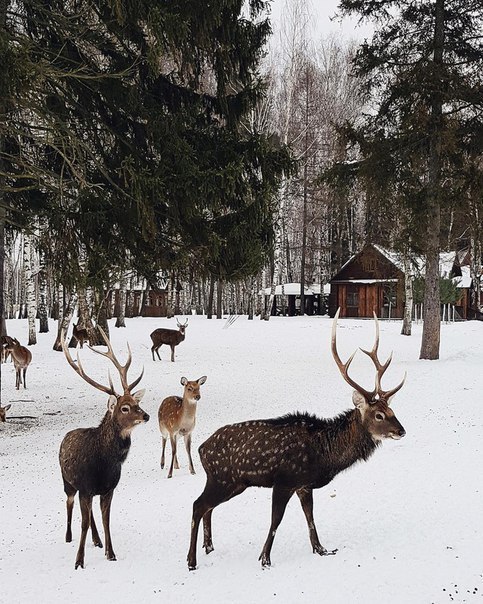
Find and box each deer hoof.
[259,553,271,567]
[204,544,214,555]
[314,545,338,556]
[75,559,84,570]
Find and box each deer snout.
[143,412,150,422]
[195,395,201,401]
[390,426,406,439]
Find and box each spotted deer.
[187,310,406,570]
[59,328,149,569]
[73,323,89,348]
[0,404,11,422]
[5,338,32,389]
[150,319,188,362]
[158,375,207,478]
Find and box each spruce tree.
[337,0,483,359]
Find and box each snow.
[1,315,482,603]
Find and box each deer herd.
[1,310,407,571]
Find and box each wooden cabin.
[329,244,405,318]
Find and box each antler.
[331,309,376,401]
[87,326,144,393]
[331,308,406,403]
[359,311,406,400]
[61,330,118,396]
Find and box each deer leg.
[23,368,27,388]
[188,481,246,570]
[75,493,93,569]
[160,436,167,469]
[168,434,177,478]
[296,488,337,556]
[259,486,294,567]
[170,345,175,362]
[184,433,195,474]
[100,490,116,561]
[15,369,20,389]
[63,479,76,543]
[202,509,214,554]
[155,345,162,361]
[90,508,103,548]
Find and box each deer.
[4,338,32,389]
[187,309,406,570]
[0,404,11,422]
[59,327,149,569]
[73,323,89,348]
[1,335,14,363]
[158,375,207,478]
[150,318,188,362]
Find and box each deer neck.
[99,412,132,453]
[181,396,197,420]
[318,409,379,473]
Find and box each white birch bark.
[23,233,37,345]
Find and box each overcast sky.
[267,0,374,45]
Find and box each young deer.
[187,310,406,570]
[73,323,89,348]
[5,338,32,389]
[150,319,188,362]
[0,404,11,422]
[158,375,207,478]
[59,328,149,569]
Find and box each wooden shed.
[329,244,405,318]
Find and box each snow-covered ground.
[1,315,482,603]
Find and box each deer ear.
[197,376,207,385]
[180,377,188,386]
[107,395,117,413]
[132,389,145,402]
[352,390,368,409]
[4,404,11,411]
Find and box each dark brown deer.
[59,328,149,569]
[187,309,406,570]
[0,403,11,422]
[158,375,207,478]
[150,319,188,362]
[5,338,32,389]
[73,323,89,348]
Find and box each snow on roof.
[453,266,472,288]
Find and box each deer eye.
[121,405,130,414]
[375,412,385,421]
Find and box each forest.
[1,0,482,361]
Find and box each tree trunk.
[53,291,77,351]
[207,276,215,319]
[23,233,37,345]
[420,0,444,360]
[115,275,127,327]
[401,251,413,336]
[38,246,49,333]
[216,279,223,319]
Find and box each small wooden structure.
[261,283,328,316]
[329,244,405,319]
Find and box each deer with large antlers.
[59,328,149,569]
[150,319,188,362]
[187,309,406,570]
